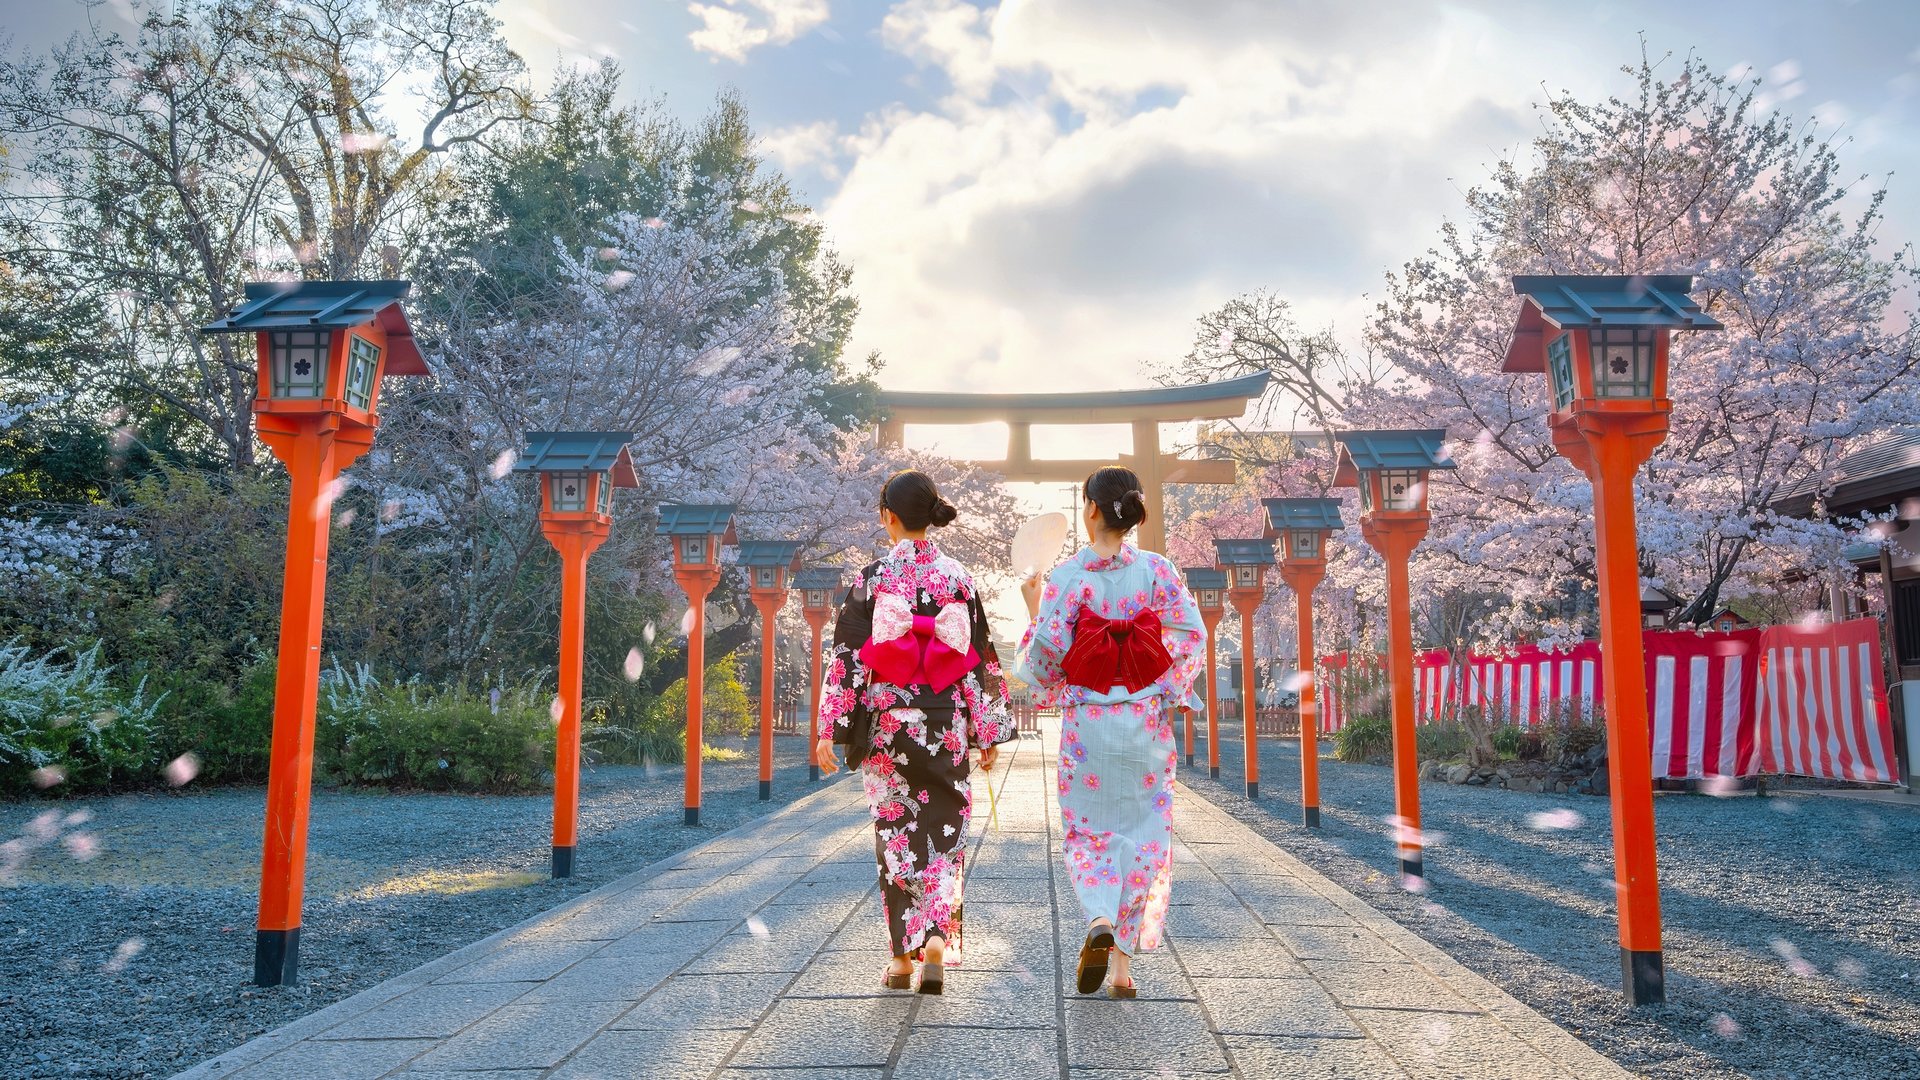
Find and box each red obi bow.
[1062,607,1174,694]
[859,594,979,693]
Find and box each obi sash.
[859,593,979,694]
[1062,607,1174,695]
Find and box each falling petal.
[1400,873,1429,894]
[1526,808,1584,831]
[1215,328,1235,349]
[313,477,349,520]
[489,449,517,479]
[1699,775,1741,797]
[1709,1012,1741,1039]
[164,753,200,787]
[739,198,763,213]
[336,508,357,529]
[624,648,645,681]
[63,833,99,861]
[642,217,665,229]
[680,607,697,635]
[102,937,145,973]
[643,622,657,645]
[605,270,636,291]
[381,500,402,522]
[745,915,770,939]
[550,697,565,723]
[596,247,620,261]
[30,766,65,789]
[64,810,92,827]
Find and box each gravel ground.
[0,736,828,1079]
[1186,722,1920,1080]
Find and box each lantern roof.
[1261,497,1345,536]
[1504,274,1721,373]
[1331,429,1455,487]
[793,566,846,592]
[201,280,427,375]
[737,539,804,570]
[1213,537,1277,566]
[514,431,640,487]
[656,503,738,540]
[1182,566,1228,591]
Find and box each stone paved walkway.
[176,725,1629,1079]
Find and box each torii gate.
[875,372,1270,553]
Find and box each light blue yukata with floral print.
[1014,543,1205,953]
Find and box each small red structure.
[516,432,639,878]
[200,280,428,986]
[657,505,737,826]
[1504,273,1721,1005]
[1334,430,1456,882]
[1265,498,1345,829]
[738,540,804,800]
[793,566,846,781]
[1183,567,1228,777]
[1214,539,1277,798]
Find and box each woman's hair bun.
[880,470,956,530]
[1085,466,1149,535]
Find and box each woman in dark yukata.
[815,470,1014,995]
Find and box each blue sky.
[9,0,1920,458]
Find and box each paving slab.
[174,723,1630,1080]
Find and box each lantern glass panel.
[1591,327,1656,398]
[343,336,380,410]
[679,535,708,565]
[1290,530,1320,559]
[1546,332,1576,410]
[805,589,828,609]
[548,472,589,512]
[595,474,611,515]
[1380,469,1424,511]
[1235,565,1257,586]
[1200,589,1219,607]
[269,330,331,399]
[755,567,777,589]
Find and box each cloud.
[688,0,831,63]
[820,0,1539,397]
[760,119,848,180]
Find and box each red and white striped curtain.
[1312,618,1895,784]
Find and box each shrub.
[1332,710,1393,764]
[586,677,678,765]
[1490,723,1529,761]
[0,640,159,795]
[147,654,277,784]
[1415,722,1469,761]
[317,665,554,791]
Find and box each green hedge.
[0,641,160,795]
[317,665,555,791]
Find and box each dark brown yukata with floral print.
[823,538,1014,959]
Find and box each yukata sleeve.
[960,589,1015,749]
[1012,569,1079,708]
[822,577,872,747]
[1148,555,1207,704]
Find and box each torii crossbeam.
[876,372,1270,553]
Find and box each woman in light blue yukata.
[1014,466,1206,998]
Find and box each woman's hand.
[814,738,841,773]
[976,744,999,773]
[1020,574,1043,619]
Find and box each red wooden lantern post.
[739,540,804,800]
[1214,539,1277,798]
[657,505,737,826]
[1504,274,1721,1005]
[516,432,639,878]
[1183,568,1228,776]
[200,281,427,986]
[1334,430,1456,882]
[794,566,846,782]
[1265,498,1345,829]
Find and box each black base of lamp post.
[684,806,699,826]
[253,928,299,987]
[758,779,771,800]
[551,845,574,879]
[809,764,820,782]
[1622,948,1665,1005]
[1186,754,1194,768]
[1400,856,1424,881]
[1246,781,1258,799]
[1210,766,1219,780]
[1304,806,1320,828]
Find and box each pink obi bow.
[859,593,979,693]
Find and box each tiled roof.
[736,540,805,569]
[201,280,426,375]
[515,432,639,487]
[656,504,737,537]
[1262,498,1344,534]
[792,566,847,592]
[1182,567,1228,590]
[1773,429,1920,517]
[1331,430,1455,487]
[1505,274,1720,372]
[1213,538,1277,565]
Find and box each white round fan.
[1009,512,1070,580]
